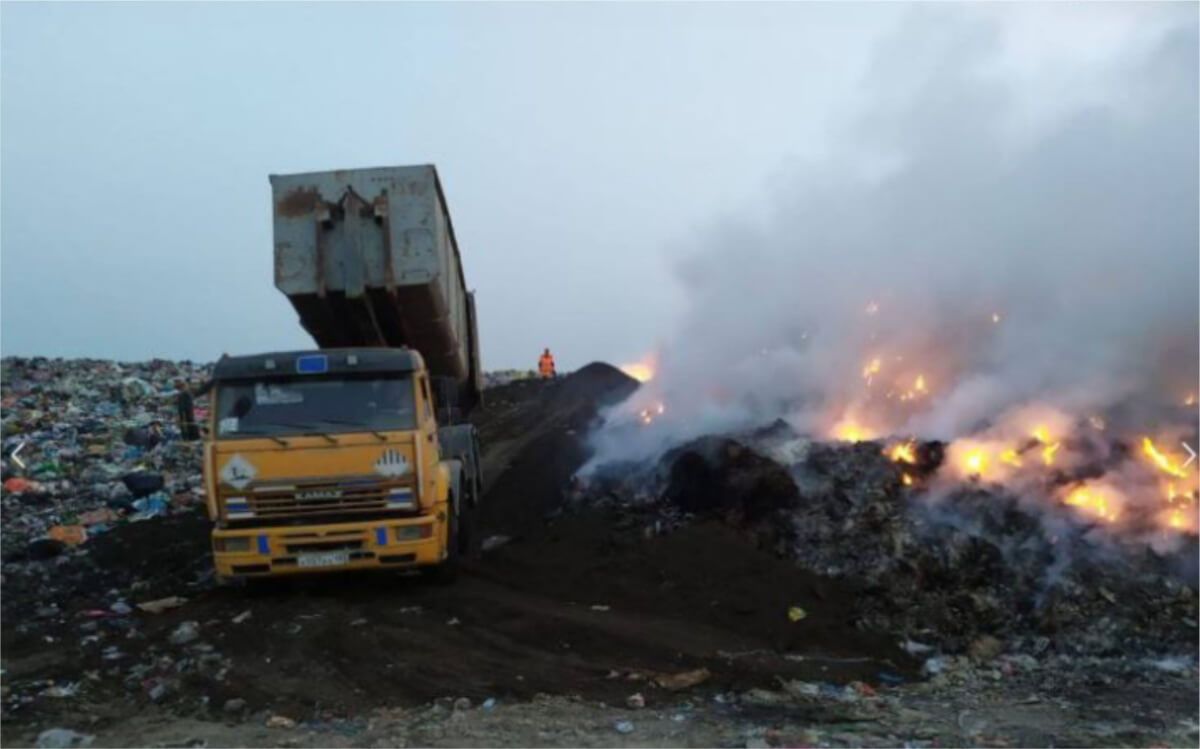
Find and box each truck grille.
[226,480,411,519]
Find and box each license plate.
[297,551,350,568]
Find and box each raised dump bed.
[270,165,481,411]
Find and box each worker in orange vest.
[538,348,556,379]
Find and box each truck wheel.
[428,502,460,585]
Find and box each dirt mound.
[479,510,918,683]
[475,363,637,536]
[579,431,1198,658]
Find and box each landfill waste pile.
[1,357,211,564]
[578,421,1199,660]
[1,357,1196,748]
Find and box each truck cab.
[202,347,481,582]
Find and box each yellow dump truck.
[199,165,483,583]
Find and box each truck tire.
[460,476,481,561]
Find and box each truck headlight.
[215,537,252,552]
[394,524,432,542]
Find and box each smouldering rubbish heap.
[605,299,1198,542]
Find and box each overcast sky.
[1,2,1191,371]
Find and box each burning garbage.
[578,417,1198,658]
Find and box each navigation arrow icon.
[1183,442,1196,469]
[11,441,26,470]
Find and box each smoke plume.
[584,6,1198,539]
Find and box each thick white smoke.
[587,6,1196,455]
[583,6,1198,539]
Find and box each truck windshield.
[214,375,416,438]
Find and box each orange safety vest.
[538,353,556,377]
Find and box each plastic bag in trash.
[121,471,165,498]
[36,728,94,748]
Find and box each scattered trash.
[127,494,169,522]
[1003,654,1039,672]
[780,680,820,698]
[787,605,807,622]
[169,621,200,645]
[148,681,170,702]
[902,639,933,655]
[48,525,88,546]
[590,604,610,612]
[625,692,645,709]
[968,635,1003,662]
[223,697,247,713]
[231,610,252,624]
[1149,655,1193,673]
[453,697,472,711]
[878,671,905,686]
[848,680,876,697]
[27,538,66,560]
[266,715,296,729]
[447,617,461,626]
[36,729,94,749]
[4,477,34,494]
[77,508,117,526]
[137,596,187,614]
[121,472,165,499]
[614,720,635,735]
[350,618,368,626]
[109,601,133,615]
[741,688,789,707]
[480,535,511,552]
[653,667,711,690]
[40,682,81,698]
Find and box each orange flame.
[888,441,917,464]
[621,362,655,383]
[1167,509,1185,530]
[1041,442,1061,466]
[834,419,873,443]
[1030,426,1061,466]
[1064,486,1119,523]
[964,450,986,477]
[1142,437,1188,478]
[999,448,1023,467]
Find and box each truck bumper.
[212,512,447,579]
